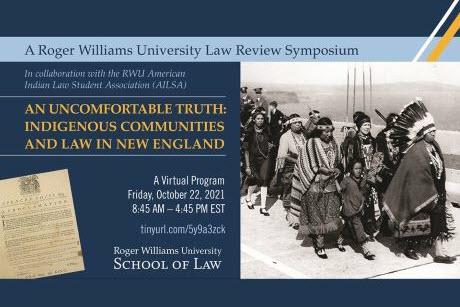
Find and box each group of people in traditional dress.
[240,86,456,263]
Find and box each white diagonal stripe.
[241,243,309,278]
[412,0,459,62]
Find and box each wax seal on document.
[18,175,41,195]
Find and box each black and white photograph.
[240,62,460,278]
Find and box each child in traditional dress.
[340,160,376,260]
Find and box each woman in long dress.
[384,100,456,263]
[276,114,306,228]
[292,117,344,259]
[242,108,274,216]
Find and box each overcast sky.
[241,62,460,86]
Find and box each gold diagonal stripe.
[427,13,460,61]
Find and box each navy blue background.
[0,62,240,277]
[1,0,460,306]
[0,62,242,295]
[0,0,459,36]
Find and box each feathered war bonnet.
[390,98,436,154]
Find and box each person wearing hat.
[253,88,269,114]
[384,99,456,263]
[240,86,251,106]
[276,114,306,228]
[344,112,376,171]
[344,111,382,238]
[242,107,274,216]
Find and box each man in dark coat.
[267,101,285,189]
[240,86,252,106]
[268,101,285,146]
[253,88,269,114]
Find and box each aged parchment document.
[0,169,84,279]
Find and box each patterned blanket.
[290,137,340,209]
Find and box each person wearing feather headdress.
[292,117,344,259]
[384,99,456,263]
[344,112,383,238]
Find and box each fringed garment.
[291,138,343,237]
[277,130,306,224]
[281,159,296,209]
[383,140,455,240]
